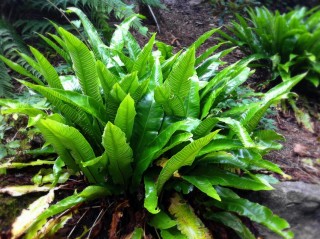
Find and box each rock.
[250,182,320,239]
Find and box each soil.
[0,0,320,238]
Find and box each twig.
[147,5,161,33]
[86,208,107,239]
[67,209,89,238]
[45,0,90,48]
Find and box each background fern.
[0,0,163,97]
[0,19,33,97]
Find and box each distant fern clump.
[0,19,35,97]
[0,0,163,96]
[1,0,163,39]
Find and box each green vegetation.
[219,6,320,88]
[0,0,164,97]
[0,8,304,238]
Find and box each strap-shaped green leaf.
[110,15,140,53]
[119,71,139,94]
[125,32,141,60]
[102,122,133,186]
[156,130,219,194]
[110,83,127,102]
[148,57,163,91]
[132,34,156,77]
[114,49,134,72]
[196,48,235,82]
[197,151,248,169]
[21,80,107,125]
[0,98,46,117]
[115,94,136,141]
[192,118,219,138]
[29,46,63,89]
[0,55,43,85]
[183,175,221,201]
[156,41,173,60]
[165,46,195,99]
[18,52,41,73]
[144,173,160,214]
[153,132,193,160]
[218,117,256,148]
[25,186,111,238]
[48,33,69,55]
[67,7,109,64]
[132,118,199,188]
[195,42,225,66]
[205,212,256,239]
[37,33,71,64]
[96,60,118,96]
[36,119,104,184]
[191,28,218,50]
[58,27,103,103]
[149,211,177,229]
[242,72,306,132]
[213,187,294,239]
[131,92,164,160]
[184,167,273,191]
[198,139,243,156]
[185,76,200,118]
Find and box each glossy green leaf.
[37,33,71,64]
[131,92,164,160]
[132,118,200,187]
[67,7,109,64]
[21,80,107,124]
[144,173,160,214]
[218,117,256,148]
[183,175,221,201]
[131,227,144,239]
[29,46,63,89]
[132,34,155,77]
[58,27,103,103]
[149,211,177,229]
[198,139,243,156]
[206,212,256,239]
[156,130,219,194]
[36,118,104,184]
[213,187,294,239]
[185,167,273,191]
[102,122,133,186]
[242,73,306,132]
[115,94,136,141]
[26,186,111,237]
[0,55,43,85]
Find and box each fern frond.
[0,19,35,97]
[0,60,13,98]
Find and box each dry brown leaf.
[293,144,310,157]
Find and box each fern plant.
[0,19,39,97]
[1,0,163,40]
[219,6,320,88]
[0,8,303,238]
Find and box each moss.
[0,194,39,232]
